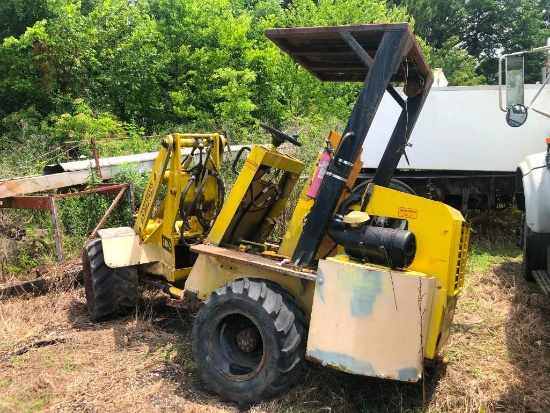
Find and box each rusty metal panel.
[265,24,431,83]
[306,258,435,381]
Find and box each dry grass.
[1,216,550,412]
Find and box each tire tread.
[192,278,307,405]
[83,238,139,321]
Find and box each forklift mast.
[265,24,434,266]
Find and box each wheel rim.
[211,312,265,381]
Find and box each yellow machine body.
[363,184,470,357]
[183,146,469,375]
[98,129,469,380]
[91,24,471,393]
[100,133,226,283]
[207,144,304,247]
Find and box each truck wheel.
[192,279,306,405]
[521,215,536,281]
[82,238,139,321]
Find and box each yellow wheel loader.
[82,23,470,405]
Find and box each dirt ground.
[1,248,550,412]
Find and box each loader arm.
[134,136,173,240]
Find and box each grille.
[453,221,471,294]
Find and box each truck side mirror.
[506,104,528,127]
[505,55,525,107]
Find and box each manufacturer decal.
[245,159,258,170]
[398,207,418,219]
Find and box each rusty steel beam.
[89,185,130,238]
[55,183,128,198]
[0,183,129,209]
[0,196,51,210]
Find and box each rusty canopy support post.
[50,196,64,262]
[64,142,70,162]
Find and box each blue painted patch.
[348,269,383,317]
[397,366,420,381]
[308,349,375,376]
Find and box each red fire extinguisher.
[306,141,333,198]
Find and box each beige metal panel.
[98,227,160,268]
[307,258,435,382]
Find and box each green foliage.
[430,37,486,86]
[0,0,411,138]
[49,100,126,144]
[0,0,51,40]
[392,0,549,84]
[4,244,40,274]
[112,164,150,210]
[84,1,166,128]
[285,0,409,26]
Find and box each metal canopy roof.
[265,23,431,83]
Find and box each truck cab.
[500,42,550,292]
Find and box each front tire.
[191,279,306,405]
[82,238,139,321]
[520,214,550,282]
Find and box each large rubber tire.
[192,279,307,406]
[82,238,139,321]
[520,214,547,282]
[353,178,416,197]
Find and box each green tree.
[0,0,51,40]
[149,0,286,131]
[430,37,486,85]
[83,0,165,129]
[388,0,466,50]
[393,0,549,84]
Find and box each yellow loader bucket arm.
[134,133,226,244]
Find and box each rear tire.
[82,238,139,321]
[191,279,306,405]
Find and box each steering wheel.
[260,122,301,147]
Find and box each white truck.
[499,42,550,293]
[360,84,550,213]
